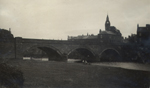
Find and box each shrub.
[0,63,24,88]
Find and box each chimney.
[9,28,11,33]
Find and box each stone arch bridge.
[15,37,124,62]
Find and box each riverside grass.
[7,60,150,88]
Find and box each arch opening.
[38,47,63,61]
[68,48,95,63]
[23,46,63,61]
[100,49,122,62]
[23,47,48,60]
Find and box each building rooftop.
[100,31,116,35]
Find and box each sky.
[0,0,150,40]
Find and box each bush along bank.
[0,63,24,88]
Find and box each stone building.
[98,15,123,44]
[137,24,150,42]
[68,15,123,44]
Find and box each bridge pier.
[95,54,101,62]
[15,37,23,60]
[61,53,68,62]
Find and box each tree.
[0,29,24,88]
[0,29,14,62]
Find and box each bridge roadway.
[14,37,123,62]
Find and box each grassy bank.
[7,60,150,88]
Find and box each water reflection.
[23,57,48,61]
[67,59,82,63]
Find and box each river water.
[23,57,150,71]
[91,62,150,88]
[92,62,150,71]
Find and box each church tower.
[105,15,110,31]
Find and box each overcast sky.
[0,0,150,40]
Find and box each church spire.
[106,14,109,21]
[105,15,110,31]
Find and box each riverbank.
[7,60,150,88]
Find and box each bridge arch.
[23,45,64,61]
[99,48,121,56]
[68,47,96,62]
[99,48,122,62]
